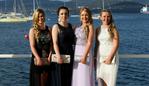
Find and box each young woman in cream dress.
[94,9,119,86]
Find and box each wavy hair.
[32,8,45,39]
[80,7,93,39]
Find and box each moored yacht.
[140,4,149,14]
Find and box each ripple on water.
[0,58,149,86]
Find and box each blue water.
[1,1,149,86]
[0,13,149,54]
[0,58,149,86]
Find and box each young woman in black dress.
[51,6,75,86]
[29,8,52,86]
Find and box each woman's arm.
[94,27,99,58]
[52,24,63,64]
[48,28,53,62]
[104,30,119,64]
[81,24,94,64]
[29,28,42,65]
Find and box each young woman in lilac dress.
[72,7,95,86]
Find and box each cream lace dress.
[96,26,119,86]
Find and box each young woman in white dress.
[94,9,119,86]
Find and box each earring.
[58,17,61,22]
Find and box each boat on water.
[0,0,34,23]
[92,0,105,20]
[140,4,149,14]
[0,12,31,23]
[92,14,100,19]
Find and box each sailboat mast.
[76,0,77,13]
[102,0,104,9]
[13,0,16,14]
[63,1,66,6]
[4,0,6,12]
[33,0,35,12]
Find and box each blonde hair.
[100,9,117,39]
[32,8,45,39]
[80,7,93,39]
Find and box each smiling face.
[33,8,45,25]
[80,7,92,24]
[100,11,111,25]
[38,13,45,24]
[58,9,69,22]
[80,10,89,24]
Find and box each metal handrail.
[0,54,149,58]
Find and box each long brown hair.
[32,8,45,39]
[100,9,117,39]
[80,7,93,39]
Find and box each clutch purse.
[74,45,89,61]
[51,54,70,63]
[34,58,50,65]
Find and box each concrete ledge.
[0,54,149,58]
[120,54,149,58]
[0,54,31,58]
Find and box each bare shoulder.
[52,24,60,34]
[88,23,93,27]
[29,28,35,39]
[52,24,59,29]
[52,24,59,32]
[115,29,119,37]
[88,24,94,30]
[29,28,34,33]
[115,28,119,33]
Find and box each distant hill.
[90,1,144,13]
[110,1,144,13]
[1,0,145,14]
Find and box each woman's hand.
[47,56,51,63]
[36,58,43,66]
[80,57,87,64]
[103,57,112,64]
[57,57,63,64]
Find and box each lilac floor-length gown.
[72,26,95,86]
